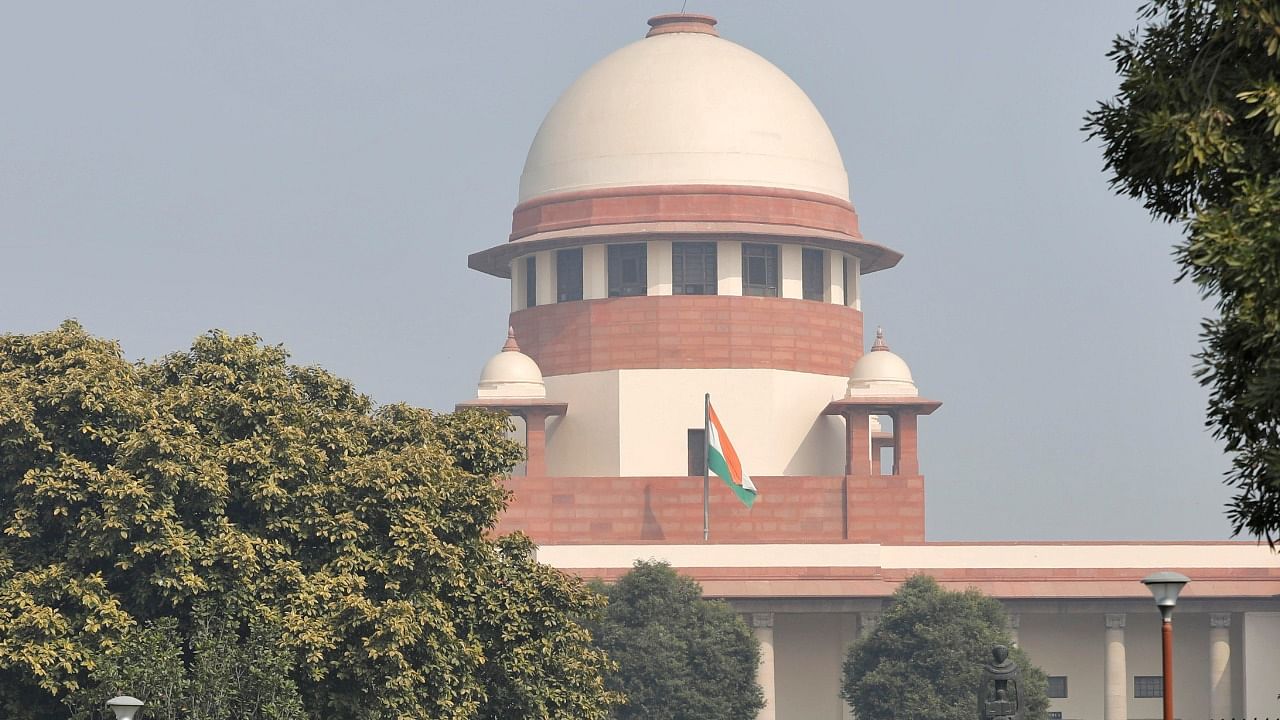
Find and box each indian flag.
[706,401,758,508]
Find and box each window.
[1047,676,1068,699]
[1133,676,1163,698]
[687,429,706,477]
[525,256,537,308]
[802,247,825,301]
[1048,713,1063,720]
[673,242,717,295]
[742,243,778,297]
[608,244,647,297]
[557,248,583,302]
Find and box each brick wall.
[510,295,863,377]
[495,474,924,544]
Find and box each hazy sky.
[0,2,1241,541]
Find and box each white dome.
[847,329,918,397]
[476,330,546,399]
[518,16,849,204]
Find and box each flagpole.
[703,392,710,542]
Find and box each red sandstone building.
[458,14,1280,720]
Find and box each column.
[583,244,607,299]
[522,410,548,478]
[1008,613,1020,648]
[844,409,872,476]
[717,241,742,296]
[753,613,776,720]
[892,411,918,476]
[858,611,881,639]
[1105,613,1127,720]
[1209,613,1231,720]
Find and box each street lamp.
[1141,571,1189,720]
[104,696,145,720]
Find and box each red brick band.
[510,184,862,241]
[509,294,863,377]
[496,474,924,545]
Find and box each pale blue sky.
[0,2,1236,541]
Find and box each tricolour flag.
[706,401,758,508]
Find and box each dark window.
[1047,676,1068,699]
[557,248,583,302]
[673,242,717,295]
[1133,676,1162,698]
[525,256,537,308]
[842,256,850,305]
[1048,713,1063,720]
[608,244,648,297]
[742,243,778,297]
[802,247,825,301]
[687,429,706,477]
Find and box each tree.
[1085,0,1280,542]
[0,321,616,719]
[841,575,1048,720]
[587,560,764,720]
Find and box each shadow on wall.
[783,414,846,476]
[641,483,666,541]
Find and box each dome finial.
[871,327,889,352]
[646,13,719,37]
[503,326,520,352]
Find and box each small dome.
[477,328,546,399]
[518,14,849,204]
[848,328,918,397]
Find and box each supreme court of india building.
[455,13,1280,720]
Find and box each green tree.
[0,321,615,719]
[841,575,1048,720]
[587,560,763,720]
[1085,0,1280,542]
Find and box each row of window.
[522,242,850,307]
[1043,675,1165,700]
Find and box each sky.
[0,2,1242,541]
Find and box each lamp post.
[104,696,145,720]
[1141,571,1189,720]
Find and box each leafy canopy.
[0,321,616,719]
[841,575,1049,720]
[588,560,764,720]
[1085,0,1280,542]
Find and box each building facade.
[458,14,1280,720]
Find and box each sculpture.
[978,644,1024,720]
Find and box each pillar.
[892,411,918,476]
[844,409,871,476]
[1008,613,1020,648]
[858,611,880,639]
[871,437,891,476]
[753,613,776,720]
[522,410,549,477]
[1105,613,1127,720]
[1209,613,1231,719]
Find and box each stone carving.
[978,644,1024,720]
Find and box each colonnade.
[748,610,1238,720]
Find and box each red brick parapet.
[510,185,862,241]
[509,294,863,377]
[494,474,924,545]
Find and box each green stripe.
[707,446,757,508]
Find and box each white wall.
[1243,612,1280,718]
[775,613,858,720]
[615,368,849,476]
[543,371,620,476]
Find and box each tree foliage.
[1085,0,1280,542]
[0,321,616,719]
[587,561,763,720]
[841,575,1048,720]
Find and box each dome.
[518,14,849,204]
[477,329,546,399]
[847,329,918,397]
